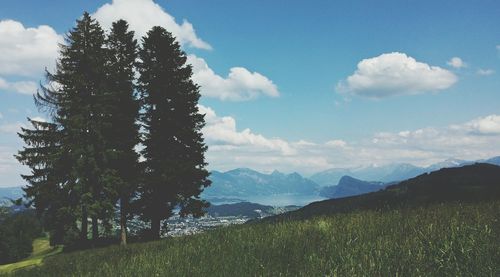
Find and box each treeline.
[0,206,42,264]
[16,12,211,246]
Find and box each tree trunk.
[120,197,127,246]
[81,206,88,241]
[150,217,161,240]
[92,216,99,242]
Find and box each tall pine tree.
[16,118,77,245]
[104,19,140,245]
[137,26,211,239]
[35,12,112,242]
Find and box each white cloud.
[0,20,62,77]
[477,69,494,76]
[460,114,500,135]
[447,57,467,69]
[199,107,500,174]
[199,105,292,155]
[93,0,211,50]
[94,1,279,101]
[0,113,3,119]
[337,52,457,98]
[188,55,279,101]
[0,77,37,95]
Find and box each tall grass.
[11,201,500,276]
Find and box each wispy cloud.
[447,57,467,69]
[477,69,495,76]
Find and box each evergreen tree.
[104,19,140,245]
[16,118,77,245]
[33,12,113,242]
[137,26,211,239]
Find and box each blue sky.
[1,0,499,186]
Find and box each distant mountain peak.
[271,170,284,176]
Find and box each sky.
[1,0,499,186]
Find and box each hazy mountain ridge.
[267,163,500,221]
[310,156,500,186]
[319,176,386,199]
[0,187,24,201]
[202,168,320,200]
[4,156,499,207]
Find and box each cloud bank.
[199,106,500,174]
[0,20,62,77]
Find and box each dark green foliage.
[33,12,112,242]
[137,26,210,238]
[0,210,42,265]
[18,12,116,244]
[59,12,113,241]
[16,119,76,245]
[17,13,210,247]
[12,201,500,276]
[103,19,140,245]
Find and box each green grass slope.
[8,163,500,276]
[0,237,62,275]
[10,201,500,276]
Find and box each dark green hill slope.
[269,163,500,221]
[11,201,500,276]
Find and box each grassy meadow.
[8,200,500,276]
[0,237,61,275]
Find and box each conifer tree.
[34,12,112,242]
[104,19,140,245]
[137,26,211,239]
[16,119,77,245]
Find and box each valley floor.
[8,200,500,276]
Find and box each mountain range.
[267,163,500,221]
[310,156,500,186]
[202,168,320,201]
[3,156,500,207]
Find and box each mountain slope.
[308,168,352,187]
[271,163,500,221]
[319,176,385,199]
[203,168,319,200]
[310,155,500,184]
[12,200,500,276]
[310,163,426,185]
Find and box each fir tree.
[137,26,211,239]
[104,19,140,245]
[34,12,112,242]
[16,118,77,245]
